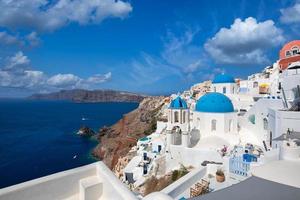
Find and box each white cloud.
[87,72,112,83]
[0,51,46,89]
[26,32,40,47]
[0,31,41,48]
[0,51,111,92]
[162,29,207,73]
[130,53,181,85]
[280,3,300,24]
[129,28,212,86]
[133,29,208,82]
[204,17,285,65]
[0,0,132,32]
[0,31,22,46]
[4,51,30,71]
[47,74,81,88]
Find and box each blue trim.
[213,74,235,84]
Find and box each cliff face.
[92,96,166,169]
[28,89,146,103]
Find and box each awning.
[273,132,300,141]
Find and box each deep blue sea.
[0,100,138,189]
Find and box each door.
[158,145,162,152]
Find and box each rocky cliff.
[28,89,146,103]
[92,96,166,169]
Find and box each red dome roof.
[279,40,300,60]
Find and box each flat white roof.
[123,156,142,173]
[189,176,300,200]
[252,160,300,188]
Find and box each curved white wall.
[212,83,237,95]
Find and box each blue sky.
[0,0,299,97]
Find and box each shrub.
[216,169,224,176]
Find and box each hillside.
[92,96,166,169]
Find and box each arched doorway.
[190,128,200,147]
[263,118,268,130]
[229,119,233,132]
[211,119,217,132]
[223,87,226,94]
[172,126,182,145]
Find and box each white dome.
[143,192,173,200]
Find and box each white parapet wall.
[0,162,138,200]
[169,145,223,167]
[161,167,207,199]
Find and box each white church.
[166,91,239,149]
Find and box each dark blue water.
[0,100,138,189]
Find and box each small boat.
[73,155,77,159]
[81,117,88,121]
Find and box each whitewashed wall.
[169,145,223,167]
[212,83,237,95]
[192,111,237,137]
[0,162,138,200]
[268,109,300,142]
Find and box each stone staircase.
[63,176,102,200]
[79,176,102,200]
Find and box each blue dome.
[195,92,234,113]
[169,96,188,109]
[212,74,235,84]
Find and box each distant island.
[28,89,147,103]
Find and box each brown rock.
[92,96,165,169]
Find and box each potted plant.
[216,169,225,183]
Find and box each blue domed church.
[212,74,238,95]
[166,92,239,151]
[166,96,190,149]
[193,92,238,139]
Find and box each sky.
[0,0,299,97]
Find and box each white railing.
[229,157,250,177]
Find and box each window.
[270,131,272,147]
[182,111,186,123]
[278,82,281,90]
[211,119,217,131]
[286,50,291,57]
[174,111,179,123]
[292,47,299,55]
[223,87,226,94]
[248,115,255,124]
[253,81,258,88]
[214,87,216,92]
[263,118,268,130]
[229,119,233,132]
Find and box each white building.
[211,74,238,95]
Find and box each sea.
[0,99,138,189]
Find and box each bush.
[171,165,188,182]
[143,176,171,196]
[216,169,224,176]
[172,170,180,181]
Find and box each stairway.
[79,176,102,200]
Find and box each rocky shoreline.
[77,126,96,137]
[92,96,166,169]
